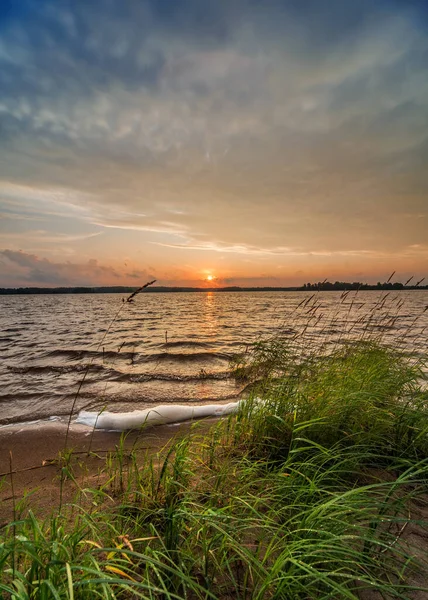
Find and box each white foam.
[75,401,242,431]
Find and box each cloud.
[0,249,153,287]
[154,239,428,259]
[0,230,102,243]
[0,0,427,280]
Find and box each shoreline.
[0,418,218,523]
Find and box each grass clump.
[236,341,428,462]
[1,340,428,599]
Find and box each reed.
[63,280,156,449]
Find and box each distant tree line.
[0,281,426,295]
[0,286,291,294]
[302,280,426,291]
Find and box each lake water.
[0,291,427,426]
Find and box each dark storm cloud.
[0,0,427,264]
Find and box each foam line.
[75,401,242,431]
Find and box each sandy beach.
[0,418,216,523]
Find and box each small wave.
[159,340,212,349]
[120,316,161,322]
[43,348,232,364]
[112,371,230,383]
[0,392,50,404]
[142,351,232,363]
[7,363,108,375]
[0,415,62,430]
[45,348,136,360]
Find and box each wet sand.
[0,419,216,523]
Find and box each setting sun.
[206,275,214,281]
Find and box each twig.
[126,280,156,302]
[0,448,151,478]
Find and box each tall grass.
[235,341,428,462]
[1,291,427,599]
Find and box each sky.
[0,0,427,288]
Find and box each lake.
[0,291,427,426]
